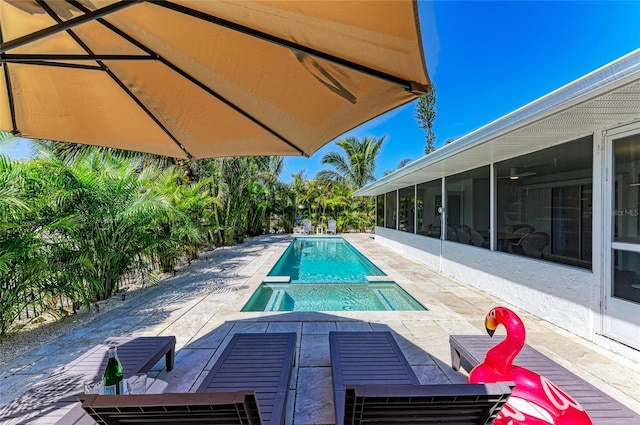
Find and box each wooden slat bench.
[330,331,512,425]
[0,336,176,424]
[78,333,296,425]
[450,334,640,425]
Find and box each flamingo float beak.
[485,313,498,337]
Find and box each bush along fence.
[2,255,187,340]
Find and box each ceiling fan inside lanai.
[498,167,537,180]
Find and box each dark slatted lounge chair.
[450,334,640,425]
[196,332,296,425]
[330,331,512,425]
[0,336,176,424]
[80,332,296,425]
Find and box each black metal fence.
[14,255,186,328]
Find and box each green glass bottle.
[103,346,124,395]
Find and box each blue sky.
[3,1,640,180]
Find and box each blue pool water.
[268,237,385,283]
[241,282,426,312]
[242,237,427,312]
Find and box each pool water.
[243,237,427,312]
[268,237,384,283]
[241,282,426,312]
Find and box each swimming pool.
[268,237,385,283]
[243,237,427,312]
[241,282,426,311]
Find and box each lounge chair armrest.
[81,391,262,424]
[342,383,513,425]
[348,381,514,398]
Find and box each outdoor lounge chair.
[0,336,176,424]
[81,332,296,425]
[449,334,640,425]
[326,219,337,234]
[330,331,512,425]
[302,219,313,235]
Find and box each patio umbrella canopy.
[0,0,430,159]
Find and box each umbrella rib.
[1,63,19,136]
[67,0,307,156]
[36,0,194,159]
[155,0,428,95]
[0,0,142,54]
[1,60,102,70]
[0,22,19,135]
[2,54,154,62]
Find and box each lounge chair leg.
[451,346,461,371]
[166,348,175,371]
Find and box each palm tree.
[384,158,413,175]
[149,166,217,272]
[62,151,177,300]
[316,135,385,190]
[200,156,284,245]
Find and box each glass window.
[376,195,385,227]
[398,186,415,233]
[445,166,490,248]
[496,136,593,268]
[613,133,640,243]
[385,190,397,229]
[416,179,441,238]
[613,250,640,305]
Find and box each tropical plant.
[316,135,385,190]
[200,156,284,245]
[57,151,181,300]
[385,158,413,175]
[0,156,97,337]
[148,167,218,272]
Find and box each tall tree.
[415,86,438,154]
[316,135,385,190]
[384,158,412,176]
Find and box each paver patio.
[1,234,639,424]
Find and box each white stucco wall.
[375,227,594,340]
[375,227,441,270]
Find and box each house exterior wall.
[360,50,640,361]
[375,226,593,339]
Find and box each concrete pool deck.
[1,233,639,424]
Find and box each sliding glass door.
[604,126,640,350]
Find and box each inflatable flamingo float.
[468,306,593,425]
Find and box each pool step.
[267,289,286,311]
[374,288,396,311]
